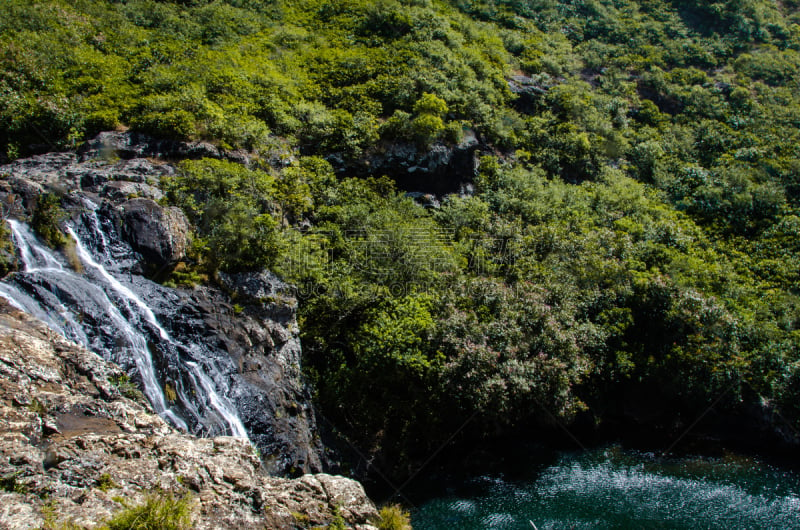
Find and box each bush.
[376,504,412,530]
[102,490,193,530]
[31,193,66,249]
[0,220,17,277]
[412,93,448,116]
[131,110,196,140]
[410,114,444,145]
[165,158,280,273]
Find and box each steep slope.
[0,300,378,529]
[1,0,799,486]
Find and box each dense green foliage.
[3,0,800,481]
[0,221,17,277]
[164,158,281,273]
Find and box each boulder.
[118,198,189,267]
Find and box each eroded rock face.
[129,274,323,474]
[0,303,377,530]
[79,131,223,163]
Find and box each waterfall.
[186,360,249,439]
[66,226,170,341]
[0,281,88,346]
[68,215,247,439]
[0,212,251,442]
[9,220,64,272]
[1,218,187,430]
[0,221,87,345]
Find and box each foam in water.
[412,448,800,529]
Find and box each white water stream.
[0,213,250,441]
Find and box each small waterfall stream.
[0,221,89,347]
[0,209,250,442]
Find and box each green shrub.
[410,114,444,145]
[84,109,121,136]
[95,473,119,493]
[109,373,144,401]
[412,93,448,117]
[376,504,412,530]
[165,158,280,273]
[101,490,193,530]
[31,193,66,249]
[131,110,196,140]
[0,471,27,494]
[0,220,17,277]
[39,499,86,530]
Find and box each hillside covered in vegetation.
[2,0,800,483]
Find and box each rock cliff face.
[0,134,323,475]
[327,138,480,196]
[0,301,377,529]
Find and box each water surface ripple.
[412,447,800,529]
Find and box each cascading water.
[186,360,248,438]
[0,207,250,442]
[0,221,89,348]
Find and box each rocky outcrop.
[0,153,172,215]
[507,74,562,114]
[129,273,324,474]
[79,131,245,165]
[0,301,378,529]
[328,138,481,196]
[119,198,189,267]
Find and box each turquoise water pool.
[411,446,800,529]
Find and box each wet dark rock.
[0,151,172,219]
[0,138,327,476]
[130,276,323,475]
[118,198,189,267]
[0,177,43,213]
